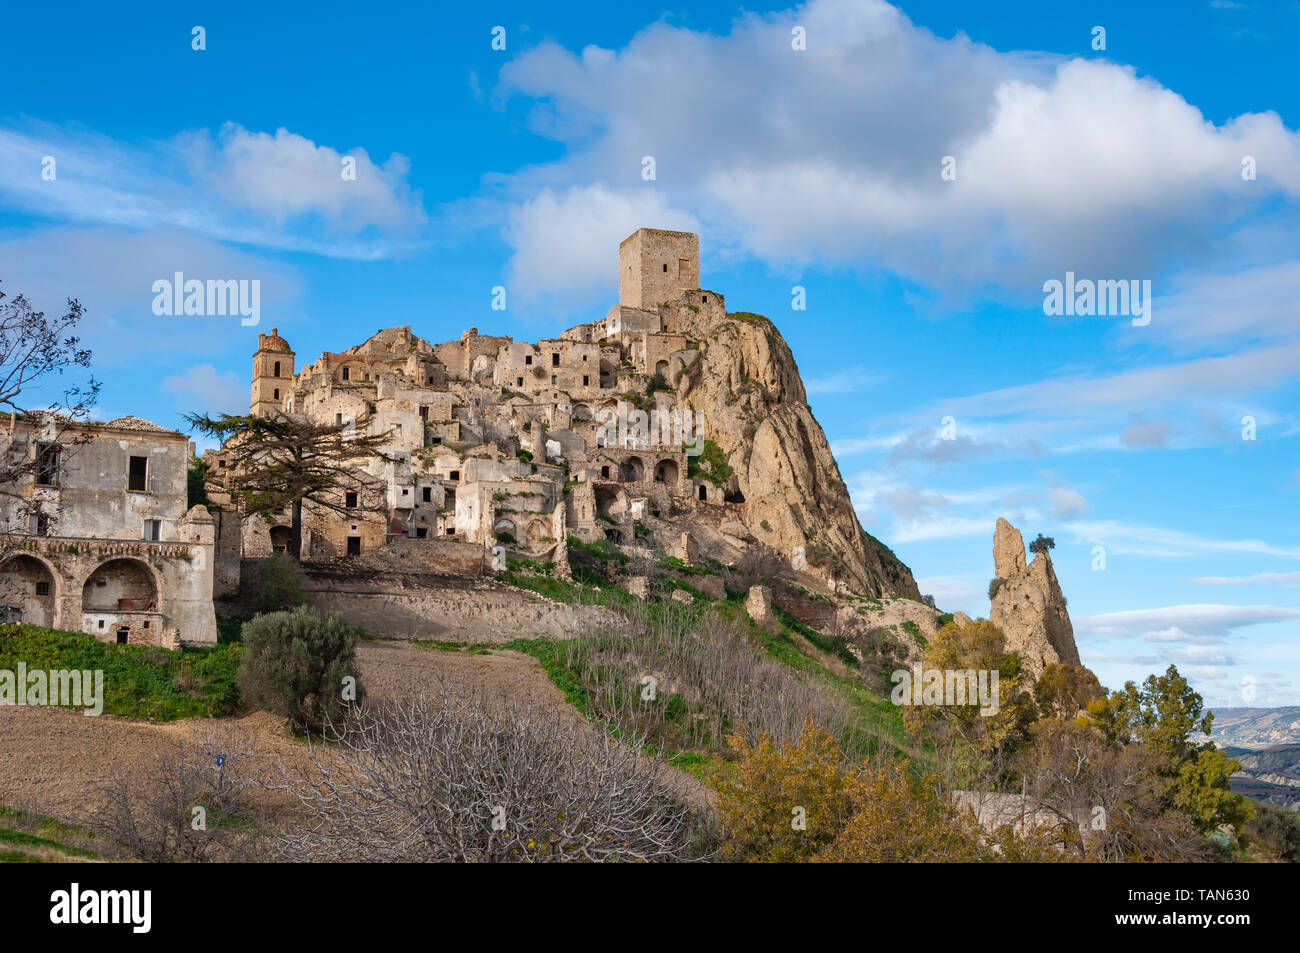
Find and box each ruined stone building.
[0,413,219,647]
[210,227,921,600]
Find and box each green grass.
[412,639,491,656]
[0,623,241,720]
[0,806,102,862]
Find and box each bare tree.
[85,725,268,863]
[270,686,702,862]
[0,283,99,556]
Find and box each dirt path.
[0,639,709,829]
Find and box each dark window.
[346,536,361,556]
[35,442,60,486]
[416,527,428,539]
[551,375,557,385]
[552,353,559,367]
[702,295,708,303]
[601,466,610,479]
[35,581,50,596]
[517,377,523,387]
[525,355,532,365]
[273,361,281,377]
[698,485,707,501]
[116,628,129,645]
[427,376,434,385]
[432,436,442,445]
[419,405,429,420]
[128,455,148,491]
[662,263,668,272]
[422,486,432,503]
[336,413,343,426]
[345,491,358,508]
[583,376,589,386]
[273,388,280,400]
[144,519,161,541]
[342,366,350,381]
[449,470,460,481]
[31,512,49,536]
[445,527,455,535]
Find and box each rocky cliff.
[675,305,919,600]
[988,517,1079,677]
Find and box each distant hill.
[1220,743,1300,812]
[1208,706,1300,749]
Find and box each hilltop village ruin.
[2,228,978,650]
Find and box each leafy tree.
[187,457,213,509]
[186,411,392,560]
[1034,662,1105,720]
[1087,665,1252,835]
[239,552,305,614]
[711,721,854,862]
[1028,534,1055,555]
[237,606,363,733]
[1244,801,1300,862]
[816,764,988,862]
[902,618,1037,782]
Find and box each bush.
[272,688,702,862]
[237,606,363,733]
[1245,801,1300,862]
[240,553,305,614]
[987,577,1003,600]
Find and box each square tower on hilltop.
[619,228,699,310]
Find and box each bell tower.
[251,327,294,417]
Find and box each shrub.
[1028,534,1055,555]
[1245,801,1300,862]
[987,577,1003,600]
[272,688,702,862]
[240,553,305,614]
[494,531,516,545]
[237,606,363,733]
[711,721,855,862]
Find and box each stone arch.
[621,455,645,483]
[493,517,517,538]
[595,485,627,519]
[654,359,669,378]
[525,520,548,544]
[82,558,159,613]
[571,403,593,422]
[604,527,625,544]
[654,459,679,485]
[269,525,293,554]
[0,554,57,627]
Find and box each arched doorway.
[82,559,158,613]
[655,360,669,378]
[269,525,293,554]
[0,555,56,627]
[655,459,679,485]
[698,484,708,501]
[621,456,645,483]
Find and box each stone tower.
[251,327,294,417]
[619,228,699,310]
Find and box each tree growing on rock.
[1028,534,1055,556]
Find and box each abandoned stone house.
[0,413,219,647]
[212,228,748,572]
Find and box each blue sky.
[1,0,1297,707]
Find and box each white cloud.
[1192,571,1300,586]
[1064,520,1300,559]
[0,120,425,258]
[1078,604,1300,641]
[491,0,1300,303]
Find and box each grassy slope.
[0,623,241,720]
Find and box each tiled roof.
[104,415,176,434]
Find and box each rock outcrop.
[988,518,1079,678]
[676,306,920,599]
